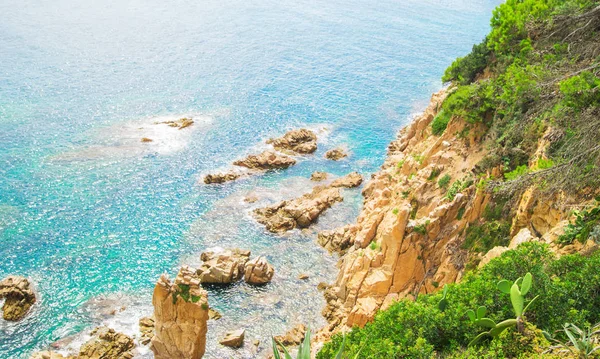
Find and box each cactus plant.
[438,285,449,312]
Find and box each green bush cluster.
[559,71,600,111]
[442,40,490,85]
[557,198,600,245]
[317,243,600,358]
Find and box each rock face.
[253,185,343,233]
[219,329,245,348]
[197,248,251,284]
[233,151,296,170]
[267,129,317,154]
[0,275,36,321]
[324,148,347,160]
[204,172,241,184]
[151,266,209,359]
[78,327,135,359]
[318,225,357,254]
[139,317,155,345]
[243,256,275,285]
[311,172,328,181]
[330,172,363,188]
[274,324,306,346]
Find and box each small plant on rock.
[545,322,600,358]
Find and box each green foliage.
[439,174,452,189]
[546,322,600,358]
[317,243,600,359]
[432,110,451,136]
[463,220,511,254]
[443,40,491,85]
[273,327,312,359]
[557,199,600,245]
[457,207,466,220]
[504,165,529,181]
[445,179,472,201]
[414,220,430,235]
[392,208,399,215]
[559,71,600,110]
[428,167,442,181]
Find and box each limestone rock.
[78,327,135,359]
[219,329,245,348]
[233,151,296,170]
[197,248,251,284]
[151,266,209,359]
[274,324,306,346]
[267,129,317,154]
[139,316,155,345]
[509,227,535,249]
[330,172,363,188]
[244,256,275,285]
[253,185,342,233]
[310,171,328,181]
[324,148,347,160]
[0,275,36,321]
[204,172,241,184]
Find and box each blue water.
[0,0,499,357]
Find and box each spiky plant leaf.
[334,335,346,359]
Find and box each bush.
[439,174,452,189]
[443,39,491,85]
[432,110,451,136]
[559,71,600,110]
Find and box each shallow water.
[0,0,499,357]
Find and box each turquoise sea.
[0,0,500,357]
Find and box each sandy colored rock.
[311,171,328,181]
[204,172,241,184]
[274,324,306,346]
[219,329,245,348]
[267,129,317,154]
[140,137,153,143]
[330,172,363,188]
[78,327,135,359]
[208,308,222,320]
[233,150,296,170]
[478,246,510,268]
[157,117,194,130]
[318,225,357,254]
[30,352,73,359]
[139,316,155,345]
[0,275,36,321]
[324,148,347,160]
[151,266,209,359]
[298,273,309,280]
[244,256,275,285]
[197,248,251,284]
[244,196,259,203]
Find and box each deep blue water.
[0,0,499,357]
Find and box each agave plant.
[272,328,361,359]
[545,323,600,358]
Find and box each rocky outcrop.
[325,148,347,160]
[243,256,275,285]
[151,266,209,359]
[30,352,73,359]
[208,308,222,320]
[318,225,357,254]
[274,324,306,346]
[197,248,251,284]
[157,117,194,130]
[31,327,134,359]
[233,151,296,170]
[204,172,241,184]
[219,329,245,348]
[139,317,155,345]
[0,275,36,321]
[330,172,362,188]
[311,172,328,181]
[267,129,317,154]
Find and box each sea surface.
[0,0,500,357]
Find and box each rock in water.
[310,171,328,181]
[317,225,357,254]
[233,151,296,170]
[139,316,155,345]
[219,329,245,348]
[208,308,222,320]
[274,324,306,346]
[203,172,241,184]
[243,256,275,285]
[30,352,73,359]
[157,117,194,130]
[324,148,348,160]
[197,248,251,284]
[151,266,209,359]
[0,275,36,321]
[267,129,317,154]
[78,327,135,359]
[330,172,363,188]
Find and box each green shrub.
[443,40,491,85]
[463,220,511,254]
[439,174,452,189]
[432,111,451,135]
[557,199,600,245]
[559,71,600,110]
[504,165,529,181]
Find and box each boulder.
[139,316,155,345]
[150,266,209,359]
[197,248,251,284]
[30,352,72,359]
[244,256,275,285]
[330,172,363,188]
[219,329,245,348]
[310,171,328,181]
[78,327,135,359]
[204,172,241,184]
[208,308,222,320]
[478,246,510,268]
[233,151,296,170]
[157,117,194,130]
[317,225,357,253]
[0,275,36,321]
[324,148,347,161]
[267,129,317,154]
[273,324,306,346]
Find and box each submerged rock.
[233,150,296,170]
[330,172,363,188]
[203,172,241,184]
[324,148,347,160]
[197,248,251,284]
[219,329,245,348]
[78,327,135,359]
[274,324,306,346]
[156,117,194,130]
[0,275,36,321]
[310,171,328,181]
[267,129,317,154]
[243,256,275,285]
[139,316,155,345]
[151,266,209,359]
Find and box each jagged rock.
[219,329,245,348]
[244,256,275,285]
[298,274,309,280]
[141,137,153,143]
[0,275,36,321]
[233,151,296,170]
[509,227,535,249]
[317,225,357,253]
[244,196,259,203]
[267,129,317,154]
[274,324,306,346]
[151,266,209,359]
[330,172,363,188]
[78,327,135,359]
[478,246,510,268]
[253,185,343,233]
[139,316,155,345]
[311,171,328,181]
[157,117,194,129]
[208,308,222,320]
[197,248,251,284]
[30,352,73,359]
[204,172,241,184]
[324,148,347,160]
